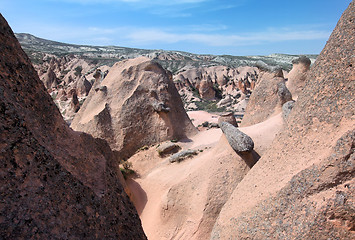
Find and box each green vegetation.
[51,92,58,100]
[213,83,223,99]
[78,98,85,106]
[191,87,200,98]
[119,160,135,179]
[195,101,226,113]
[74,66,82,77]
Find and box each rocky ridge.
[0,14,146,239]
[212,2,354,238]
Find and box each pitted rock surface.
[0,14,146,240]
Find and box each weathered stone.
[277,81,293,106]
[282,100,295,120]
[218,112,238,127]
[75,76,92,97]
[157,142,181,156]
[152,101,171,112]
[286,55,312,99]
[241,70,287,126]
[219,122,254,153]
[199,75,215,100]
[70,91,80,113]
[71,58,197,159]
[169,149,198,163]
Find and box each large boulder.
[286,55,312,99]
[0,14,146,239]
[211,2,355,239]
[71,57,197,159]
[157,142,181,157]
[219,122,254,153]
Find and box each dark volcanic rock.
[0,14,146,239]
[277,81,293,106]
[292,55,312,66]
[219,122,254,153]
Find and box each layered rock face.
[0,14,146,239]
[241,68,292,127]
[286,55,311,99]
[71,57,197,159]
[211,2,354,239]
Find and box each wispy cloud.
[18,19,331,49]
[122,27,331,47]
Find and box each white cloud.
[19,20,330,50]
[123,28,331,47]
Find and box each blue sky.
[0,0,352,55]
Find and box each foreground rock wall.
[211,2,354,239]
[0,14,146,239]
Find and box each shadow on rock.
[126,178,148,215]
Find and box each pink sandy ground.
[127,110,283,239]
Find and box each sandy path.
[187,111,219,127]
[127,111,284,239]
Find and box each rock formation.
[41,67,59,89]
[157,142,181,157]
[198,76,215,100]
[169,149,198,163]
[70,91,80,113]
[286,55,312,99]
[75,75,92,97]
[175,66,259,112]
[211,2,354,239]
[219,122,254,154]
[218,112,238,127]
[282,100,295,120]
[71,57,197,159]
[241,68,292,126]
[0,14,146,239]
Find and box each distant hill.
[15,33,317,73]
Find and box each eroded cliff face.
[211,2,354,239]
[0,14,146,239]
[240,68,291,127]
[71,57,197,159]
